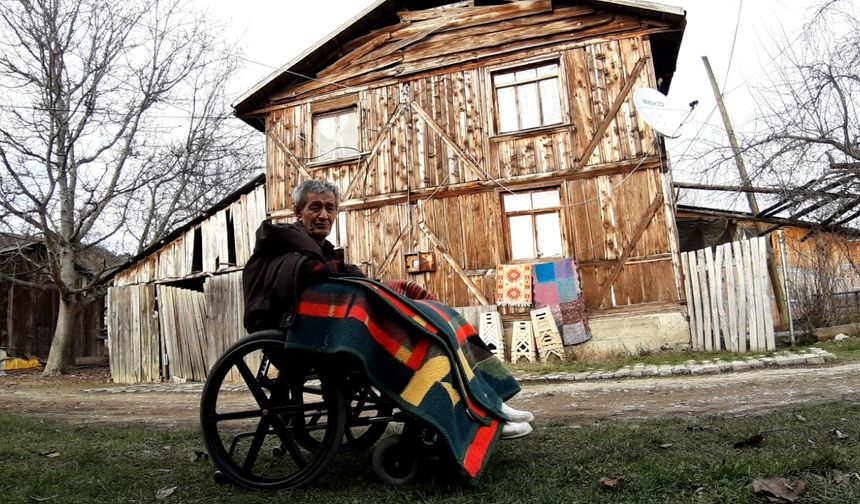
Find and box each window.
[493,61,563,134]
[312,107,358,162]
[503,189,563,261]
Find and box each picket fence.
[680,236,776,352]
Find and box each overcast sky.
[201,0,815,205]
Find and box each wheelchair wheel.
[372,434,421,486]
[200,333,346,490]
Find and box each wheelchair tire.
[200,333,346,491]
[372,434,421,486]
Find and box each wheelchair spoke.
[235,358,270,409]
[276,426,309,468]
[242,417,271,472]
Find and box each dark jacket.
[242,220,364,332]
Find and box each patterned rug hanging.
[495,264,533,307]
[533,259,592,345]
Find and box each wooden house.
[0,237,107,362]
[233,0,691,359]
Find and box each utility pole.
[702,55,789,328]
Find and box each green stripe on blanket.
[285,278,520,480]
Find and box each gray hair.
[293,179,340,211]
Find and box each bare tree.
[730,0,859,222]
[0,0,261,374]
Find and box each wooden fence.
[680,237,775,352]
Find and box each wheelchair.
[199,330,447,490]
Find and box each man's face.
[297,191,337,242]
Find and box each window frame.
[489,58,567,136]
[311,106,359,164]
[308,94,362,166]
[501,186,566,262]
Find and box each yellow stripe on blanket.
[457,349,476,381]
[440,382,461,405]
[401,356,450,406]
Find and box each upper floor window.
[492,61,563,134]
[312,107,358,163]
[503,188,563,261]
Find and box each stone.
[731,361,751,371]
[834,333,850,341]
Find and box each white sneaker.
[500,421,533,440]
[501,402,535,423]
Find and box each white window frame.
[311,106,359,163]
[491,60,564,135]
[502,187,565,262]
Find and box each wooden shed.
[106,175,266,383]
[233,0,691,358]
[1,238,106,362]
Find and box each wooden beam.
[588,191,664,309]
[342,103,407,201]
[335,157,663,210]
[349,20,447,69]
[578,57,648,167]
[417,218,489,305]
[375,224,410,278]
[266,130,312,182]
[409,100,487,181]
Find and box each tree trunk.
[42,246,79,376]
[42,295,78,375]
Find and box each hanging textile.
[533,259,592,345]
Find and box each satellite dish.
[633,88,690,139]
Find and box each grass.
[2,402,860,503]
[506,336,860,376]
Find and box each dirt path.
[2,363,859,427]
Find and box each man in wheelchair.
[240,179,534,481]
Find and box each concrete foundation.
[499,306,692,362]
[567,307,691,361]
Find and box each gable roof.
[233,0,686,130]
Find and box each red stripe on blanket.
[405,339,429,370]
[347,305,403,358]
[463,420,499,477]
[297,301,349,319]
[372,286,439,335]
[421,302,471,343]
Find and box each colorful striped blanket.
[285,278,520,480]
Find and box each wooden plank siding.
[260,5,683,313]
[112,184,266,287]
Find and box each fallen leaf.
[38,450,59,458]
[734,433,764,449]
[795,414,806,422]
[155,486,176,500]
[832,429,849,440]
[659,443,673,449]
[598,477,622,491]
[752,477,807,503]
[28,496,57,502]
[832,470,860,485]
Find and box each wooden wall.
[261,20,681,312]
[113,184,266,287]
[265,36,659,213]
[108,184,263,383]
[1,256,105,361]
